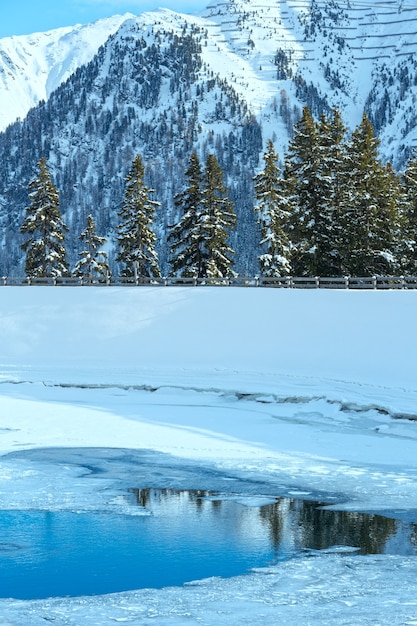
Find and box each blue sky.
[0,0,208,38]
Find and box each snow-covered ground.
[1,286,417,625]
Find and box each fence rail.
[2,275,417,289]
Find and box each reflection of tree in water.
[130,488,215,510]
[129,489,405,556]
[410,525,417,550]
[258,499,289,549]
[259,499,398,554]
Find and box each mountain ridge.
[0,13,135,130]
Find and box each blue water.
[0,489,415,599]
[0,491,284,599]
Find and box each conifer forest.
[17,106,417,280]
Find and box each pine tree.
[201,154,237,278]
[168,152,204,277]
[73,214,109,281]
[399,155,417,273]
[20,157,69,278]
[340,113,401,275]
[116,154,161,278]
[284,107,345,276]
[377,161,403,273]
[253,140,291,276]
[316,109,348,275]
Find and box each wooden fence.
[1,275,417,289]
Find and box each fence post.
[344,276,349,289]
[315,276,320,288]
[133,261,139,286]
[2,276,6,286]
[373,276,377,289]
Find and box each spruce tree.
[284,107,345,276]
[168,152,204,277]
[316,109,348,275]
[20,157,69,278]
[253,140,291,276]
[73,214,109,281]
[340,113,401,275]
[399,155,417,273]
[201,154,236,278]
[116,154,161,278]
[284,107,320,275]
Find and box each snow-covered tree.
[116,154,161,278]
[169,153,236,278]
[201,154,236,278]
[253,140,291,276]
[316,109,349,276]
[399,155,417,273]
[20,157,69,277]
[168,152,204,277]
[284,107,344,276]
[340,113,401,275]
[73,214,109,281]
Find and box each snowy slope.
[199,0,417,160]
[0,14,134,130]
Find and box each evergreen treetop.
[201,153,237,278]
[116,154,161,278]
[20,156,69,278]
[253,139,291,276]
[168,151,204,277]
[73,214,109,281]
[341,113,401,275]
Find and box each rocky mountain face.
[0,0,416,275]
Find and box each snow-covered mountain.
[198,0,417,164]
[0,0,417,275]
[2,1,417,159]
[0,14,134,130]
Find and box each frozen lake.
[1,287,417,624]
[1,449,417,600]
